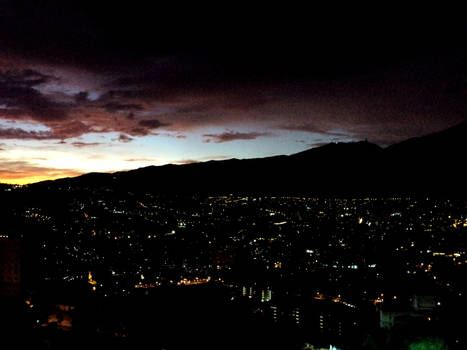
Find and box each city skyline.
[0,2,465,184]
[2,189,466,348]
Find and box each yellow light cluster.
[177,276,211,286]
[88,271,97,285]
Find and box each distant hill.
[29,122,467,196]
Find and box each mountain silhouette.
[30,122,466,196]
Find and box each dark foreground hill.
[30,122,467,196]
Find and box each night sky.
[0,1,465,184]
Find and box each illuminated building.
[293,306,301,324]
[270,305,278,322]
[261,288,272,302]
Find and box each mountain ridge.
[14,122,467,195]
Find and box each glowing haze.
[0,2,465,184]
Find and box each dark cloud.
[118,134,133,143]
[0,127,52,140]
[0,69,53,87]
[129,128,146,136]
[48,120,91,140]
[138,119,170,129]
[0,2,465,148]
[71,142,101,148]
[280,123,351,137]
[102,102,143,113]
[0,1,463,79]
[155,132,187,139]
[0,121,94,141]
[102,90,146,100]
[74,91,89,103]
[203,131,273,143]
[0,69,72,121]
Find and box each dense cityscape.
[2,183,466,349]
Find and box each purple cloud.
[203,131,273,143]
